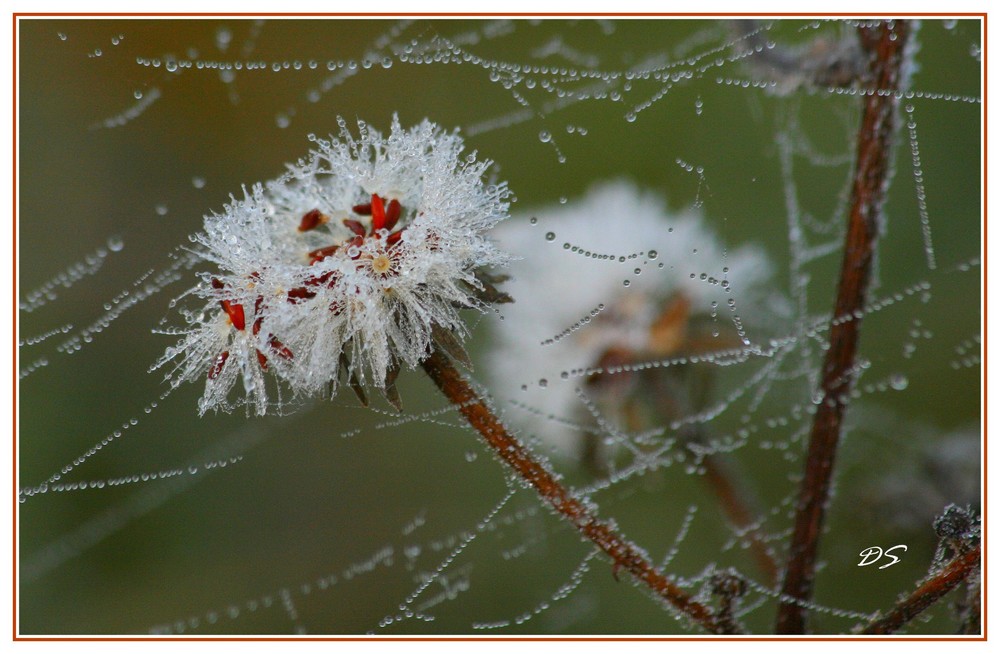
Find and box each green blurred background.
[18,18,981,634]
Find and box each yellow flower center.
[371,253,393,275]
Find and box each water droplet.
[192,176,206,189]
[563,243,570,250]
[634,268,641,275]
[381,56,393,69]
[106,235,124,252]
[545,232,555,242]
[559,197,567,205]
[625,111,637,123]
[216,27,232,51]
[560,371,569,380]
[275,113,290,129]
[57,32,67,41]
[464,450,478,462]
[623,279,631,287]
[529,217,538,225]
[889,374,909,391]
[133,89,144,99]
[165,60,178,72]
[648,250,658,260]
[538,378,548,388]
[155,204,168,216]
[538,130,552,143]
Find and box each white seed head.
[488,181,781,460]
[155,115,511,415]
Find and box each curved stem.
[421,348,728,634]
[859,544,981,635]
[776,19,910,634]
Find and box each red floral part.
[298,208,329,232]
[208,351,229,380]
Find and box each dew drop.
[538,130,552,143]
[648,250,658,260]
[57,32,67,41]
[625,111,637,123]
[133,89,144,100]
[106,235,124,252]
[623,279,631,287]
[155,204,169,216]
[545,232,555,242]
[559,197,567,205]
[633,268,641,275]
[192,176,206,189]
[464,450,478,462]
[529,217,538,225]
[275,113,290,129]
[889,374,909,391]
[538,378,548,388]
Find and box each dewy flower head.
[488,181,781,462]
[155,115,511,415]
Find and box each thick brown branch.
[776,20,910,634]
[859,544,981,635]
[421,348,727,634]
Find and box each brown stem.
[859,544,981,635]
[775,20,910,634]
[420,348,727,634]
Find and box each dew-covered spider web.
[17,18,982,635]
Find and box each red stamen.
[287,287,317,302]
[256,349,269,371]
[208,351,229,379]
[343,219,366,237]
[298,209,328,232]
[305,270,335,287]
[347,235,364,258]
[252,317,263,336]
[386,230,405,247]
[269,336,294,360]
[385,199,401,230]
[352,202,372,215]
[211,278,225,290]
[308,245,339,264]
[370,194,386,232]
[221,300,245,331]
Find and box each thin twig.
[700,454,779,584]
[775,19,911,634]
[420,348,728,634]
[859,544,981,635]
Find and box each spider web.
[16,17,982,635]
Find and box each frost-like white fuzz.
[488,181,779,461]
[155,116,511,415]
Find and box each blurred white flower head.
[488,181,777,464]
[155,115,511,415]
